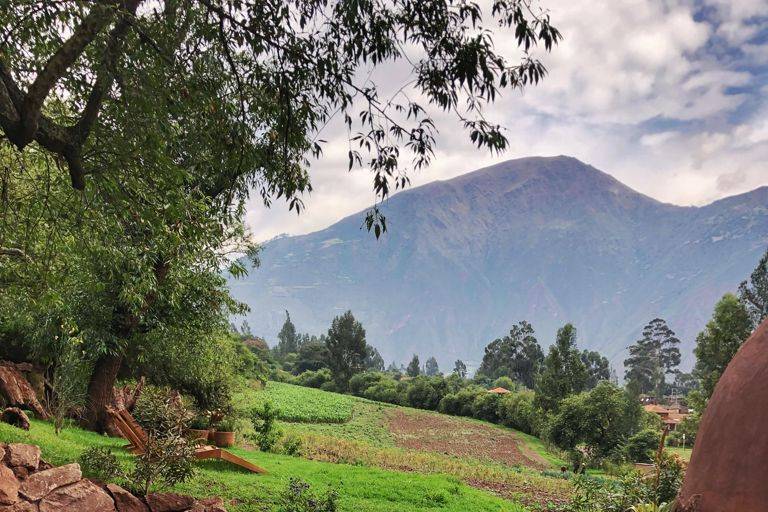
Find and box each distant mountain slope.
[228,156,768,370]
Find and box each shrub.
[79,447,123,482]
[362,380,405,405]
[348,372,386,396]
[406,377,442,410]
[131,433,197,496]
[320,381,338,392]
[294,369,333,389]
[438,386,484,416]
[471,392,501,422]
[278,478,338,512]
[625,429,660,463]
[492,376,516,391]
[249,402,282,452]
[281,433,303,456]
[133,386,192,436]
[497,389,541,435]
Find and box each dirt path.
[386,409,549,470]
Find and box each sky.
[245,0,768,242]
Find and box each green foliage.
[406,355,421,378]
[438,386,485,417]
[131,433,197,496]
[406,377,446,410]
[625,429,660,463]
[452,360,468,379]
[546,382,641,460]
[580,350,611,389]
[276,311,299,358]
[277,478,339,512]
[294,368,333,389]
[535,324,589,411]
[497,389,542,436]
[133,386,192,437]
[295,343,331,374]
[738,248,768,327]
[624,319,681,397]
[249,402,282,452]
[693,293,752,399]
[478,321,543,388]
[280,433,304,457]
[471,392,501,422]
[325,311,368,391]
[236,382,354,423]
[79,447,124,482]
[46,339,91,435]
[492,376,517,391]
[424,356,440,377]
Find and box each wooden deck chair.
[106,407,267,474]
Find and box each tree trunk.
[84,352,123,432]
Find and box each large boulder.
[38,480,115,512]
[0,502,38,512]
[677,318,768,511]
[19,464,82,501]
[106,484,149,512]
[1,409,30,431]
[146,493,194,512]
[0,465,20,505]
[5,445,40,471]
[0,365,48,420]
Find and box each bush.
[497,389,541,435]
[294,369,333,389]
[406,377,443,410]
[348,372,386,396]
[280,433,303,456]
[278,478,338,512]
[79,447,123,482]
[131,433,197,496]
[320,381,338,392]
[625,429,660,463]
[249,402,282,452]
[133,386,192,436]
[471,392,501,422]
[362,380,406,405]
[492,376,516,390]
[438,386,484,416]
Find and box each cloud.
[244,0,768,241]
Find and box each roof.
[488,387,511,394]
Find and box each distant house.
[643,404,689,431]
[488,387,511,394]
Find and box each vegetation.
[624,319,681,397]
[235,382,355,424]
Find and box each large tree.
[275,311,299,357]
[535,323,588,411]
[325,311,368,390]
[0,1,560,430]
[406,355,421,378]
[580,349,610,389]
[453,360,468,379]
[478,321,544,388]
[739,250,768,328]
[694,294,753,400]
[424,356,440,377]
[623,318,681,397]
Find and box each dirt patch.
[466,478,571,509]
[386,409,548,470]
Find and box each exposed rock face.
[0,464,20,505]
[0,365,48,420]
[146,493,195,512]
[1,409,30,431]
[106,484,149,512]
[6,445,40,471]
[20,464,82,501]
[38,480,116,512]
[677,318,768,511]
[0,443,226,512]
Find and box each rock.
[146,493,194,512]
[0,366,48,420]
[0,445,5,462]
[10,468,27,481]
[6,445,40,471]
[106,484,149,512]
[1,409,30,431]
[38,480,115,512]
[0,465,19,505]
[20,463,82,501]
[0,502,38,512]
[36,461,52,472]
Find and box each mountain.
[228,156,768,371]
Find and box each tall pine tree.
[624,318,681,397]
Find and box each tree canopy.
[478,321,543,388]
[623,318,681,397]
[535,323,588,411]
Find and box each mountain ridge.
[229,156,768,371]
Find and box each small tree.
[694,293,753,400]
[250,402,282,452]
[276,311,299,358]
[453,360,467,379]
[739,250,768,327]
[424,357,440,377]
[406,355,421,378]
[325,311,368,390]
[535,324,588,411]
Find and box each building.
[643,404,690,431]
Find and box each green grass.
[514,431,567,469]
[0,419,527,512]
[234,382,355,423]
[282,400,395,447]
[666,446,692,462]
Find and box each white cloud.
[244,0,768,241]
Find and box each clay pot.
[212,431,235,448]
[187,429,209,442]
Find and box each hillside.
[229,156,768,368]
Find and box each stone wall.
[0,443,226,512]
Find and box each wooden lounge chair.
[107,407,266,474]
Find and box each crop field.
[234,381,355,423]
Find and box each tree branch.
[0,247,32,262]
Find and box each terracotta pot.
[188,429,209,442]
[213,431,235,448]
[208,429,216,442]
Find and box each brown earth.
[386,409,548,469]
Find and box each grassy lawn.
[0,419,526,512]
[667,446,692,462]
